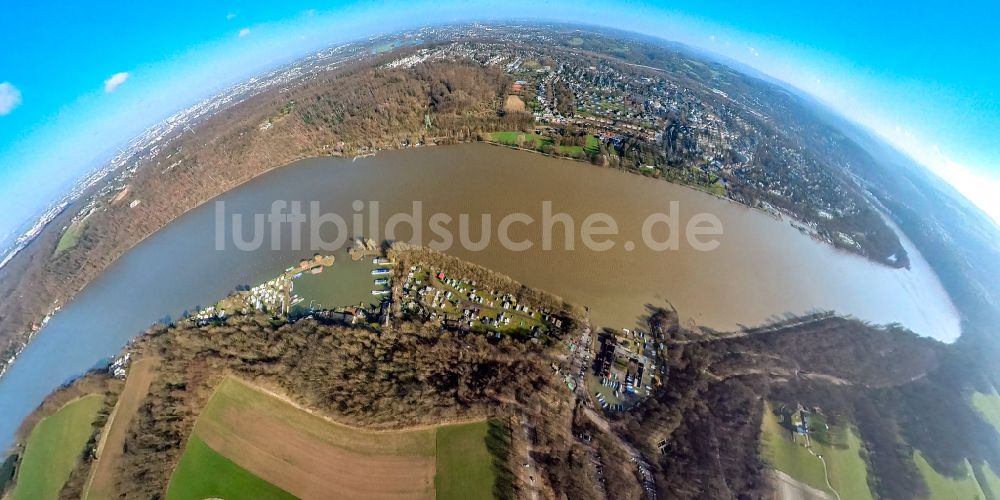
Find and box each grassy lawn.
[759,402,873,499]
[489,131,550,150]
[435,421,504,500]
[12,394,103,500]
[53,218,86,257]
[759,402,830,493]
[599,100,625,112]
[705,180,727,197]
[817,422,873,500]
[914,452,985,500]
[165,435,294,500]
[488,131,597,158]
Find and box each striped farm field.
[166,376,499,499]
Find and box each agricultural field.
[914,452,985,500]
[12,394,103,500]
[759,402,873,500]
[166,376,500,499]
[84,357,159,500]
[166,435,293,500]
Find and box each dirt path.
[514,412,540,500]
[83,357,160,500]
[242,377,488,433]
[772,470,834,500]
[807,448,842,500]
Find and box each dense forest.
[50,315,574,498]
[0,57,529,363]
[624,312,1000,499]
[11,297,992,499]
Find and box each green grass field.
[165,435,294,500]
[166,377,501,499]
[759,402,873,499]
[12,394,103,500]
[760,403,830,492]
[914,452,985,500]
[488,131,597,157]
[818,422,873,500]
[489,131,549,150]
[435,421,504,500]
[53,219,86,257]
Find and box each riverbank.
[0,126,918,381]
[0,145,962,455]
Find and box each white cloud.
[103,72,129,93]
[226,12,237,20]
[239,28,251,38]
[0,82,22,116]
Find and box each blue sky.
[1,0,998,242]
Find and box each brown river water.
[0,143,960,451]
